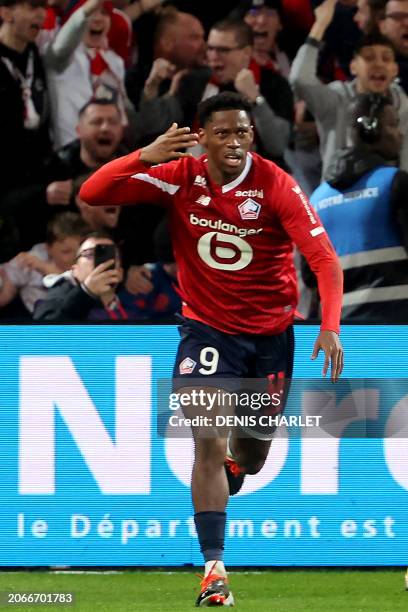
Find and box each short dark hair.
[154,6,180,45]
[211,18,254,48]
[78,98,120,118]
[198,92,252,127]
[354,31,396,57]
[46,212,90,245]
[368,0,387,14]
[79,230,115,245]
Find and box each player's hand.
[234,68,259,103]
[311,330,344,382]
[46,180,73,206]
[83,260,122,297]
[140,123,199,164]
[125,265,154,294]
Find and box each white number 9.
[199,347,219,375]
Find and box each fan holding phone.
[93,243,117,271]
[33,233,128,321]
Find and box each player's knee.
[194,438,226,468]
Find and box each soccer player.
[80,92,344,607]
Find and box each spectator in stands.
[0,0,51,195]
[159,0,238,32]
[46,0,134,148]
[354,0,387,32]
[117,0,165,65]
[125,7,208,139]
[33,232,126,321]
[121,216,181,320]
[314,0,362,82]
[0,212,89,318]
[39,0,105,55]
[379,0,408,92]
[308,93,408,321]
[232,0,291,77]
[47,98,125,183]
[75,172,166,292]
[38,0,154,67]
[290,0,408,178]
[0,99,124,255]
[204,19,293,165]
[138,18,293,166]
[65,103,165,268]
[285,99,322,195]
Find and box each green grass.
[0,570,406,611]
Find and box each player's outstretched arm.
[311,330,344,383]
[79,124,198,207]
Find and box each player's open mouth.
[89,28,104,36]
[224,153,243,167]
[30,24,41,33]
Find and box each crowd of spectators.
[1,0,407,323]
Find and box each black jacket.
[33,277,98,322]
[0,42,50,196]
[0,140,91,258]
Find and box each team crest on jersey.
[196,195,211,206]
[194,175,207,187]
[238,198,261,220]
[179,357,197,375]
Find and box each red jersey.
[80,151,343,335]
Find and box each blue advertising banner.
[0,324,407,566]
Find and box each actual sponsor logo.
[194,175,207,187]
[196,195,211,207]
[179,357,197,375]
[235,189,263,198]
[238,198,261,220]
[189,214,263,237]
